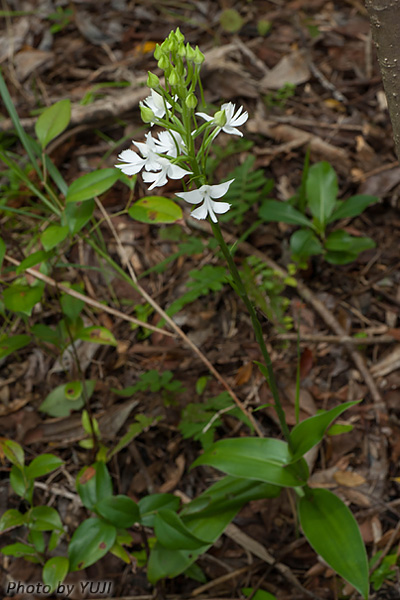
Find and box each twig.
[275,333,395,345]
[4,254,174,337]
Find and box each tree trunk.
[365,0,400,161]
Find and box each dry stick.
[187,219,383,408]
[3,254,174,337]
[93,199,263,437]
[276,333,395,345]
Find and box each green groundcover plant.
[0,28,379,598]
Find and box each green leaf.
[66,169,119,203]
[16,250,48,274]
[28,506,63,531]
[39,380,95,417]
[129,196,182,224]
[1,439,24,466]
[68,518,116,571]
[26,454,64,479]
[289,401,359,462]
[76,326,117,346]
[41,225,69,251]
[259,200,313,227]
[306,162,338,227]
[0,334,31,359]
[290,229,323,259]
[35,99,71,149]
[43,557,69,593]
[154,509,212,550]
[64,199,95,234]
[4,282,45,316]
[10,465,29,498]
[0,236,5,271]
[329,194,378,223]
[139,494,181,527]
[243,588,277,600]
[299,488,368,599]
[191,438,308,487]
[324,230,375,253]
[0,509,26,532]
[64,381,82,401]
[1,542,38,558]
[76,462,113,510]
[220,8,243,32]
[327,423,354,436]
[95,495,139,528]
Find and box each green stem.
[210,221,292,447]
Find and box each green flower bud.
[214,109,227,128]
[157,54,170,71]
[175,27,185,44]
[193,46,205,65]
[154,44,162,60]
[185,93,198,109]
[140,104,155,123]
[177,42,186,58]
[146,71,160,89]
[168,68,180,87]
[186,43,196,62]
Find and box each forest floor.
[1,1,400,599]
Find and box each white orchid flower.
[140,90,171,120]
[142,157,192,190]
[154,130,186,157]
[176,179,234,222]
[196,102,248,137]
[115,133,162,175]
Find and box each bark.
[365,0,400,161]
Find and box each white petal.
[175,189,202,205]
[212,201,231,214]
[115,163,142,176]
[231,110,248,127]
[167,164,192,179]
[208,179,235,199]
[190,204,209,220]
[196,112,213,122]
[142,170,168,189]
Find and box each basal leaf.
[35,99,71,149]
[329,194,378,223]
[129,196,182,223]
[68,518,116,571]
[306,162,338,227]
[259,200,313,227]
[66,169,119,203]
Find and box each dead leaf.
[260,50,310,90]
[333,470,366,487]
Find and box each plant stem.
[210,221,292,447]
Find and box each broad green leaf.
[68,518,116,571]
[139,494,181,527]
[76,462,113,510]
[64,199,95,234]
[29,506,63,531]
[306,162,338,227]
[109,540,132,563]
[39,380,94,417]
[1,542,38,558]
[4,282,45,316]
[329,194,378,223]
[76,326,117,346]
[243,588,277,600]
[129,196,182,224]
[324,230,375,253]
[0,334,31,360]
[26,454,64,479]
[290,229,323,259]
[43,557,69,593]
[191,438,308,487]
[66,169,119,203]
[289,401,359,462]
[60,286,85,320]
[325,250,362,265]
[95,495,139,528]
[1,439,24,466]
[327,423,353,436]
[259,200,313,227]
[0,509,26,532]
[10,465,28,498]
[35,99,71,149]
[299,488,368,599]
[16,250,48,274]
[41,225,69,251]
[154,509,212,550]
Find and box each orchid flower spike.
[196,102,248,137]
[176,179,234,223]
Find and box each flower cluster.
[115,29,248,222]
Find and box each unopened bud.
[186,43,196,62]
[177,42,186,58]
[154,44,162,60]
[168,68,180,87]
[146,72,160,89]
[193,46,205,65]
[157,54,170,71]
[185,93,198,109]
[175,28,185,44]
